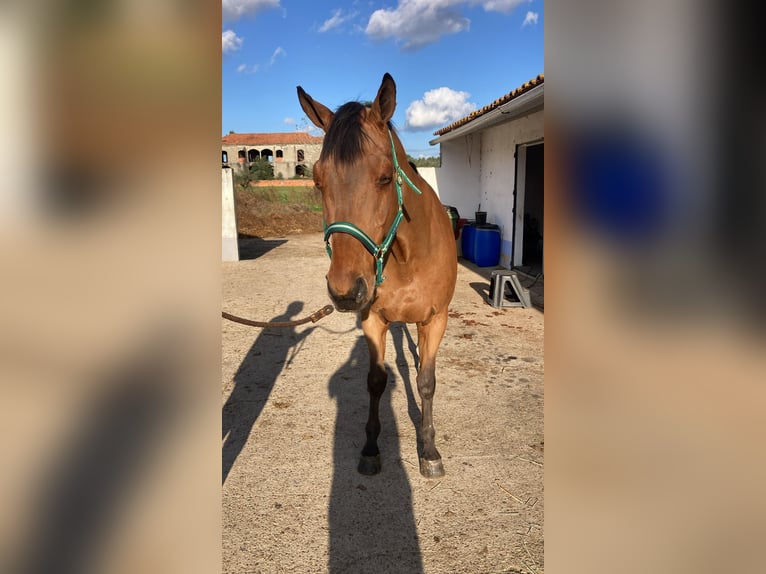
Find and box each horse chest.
[373,287,435,325]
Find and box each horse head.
[297,73,411,312]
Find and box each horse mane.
[320,101,394,165]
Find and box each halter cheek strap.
[324,129,422,286]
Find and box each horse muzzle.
[327,276,370,312]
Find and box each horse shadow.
[389,322,424,457]
[222,301,315,484]
[327,331,424,574]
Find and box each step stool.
[487,270,532,308]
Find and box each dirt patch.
[222,233,544,573]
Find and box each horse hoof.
[358,455,381,475]
[419,458,445,478]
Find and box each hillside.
[235,182,323,237]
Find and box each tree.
[233,167,253,191]
[232,158,274,190]
[234,169,255,190]
[249,157,274,181]
[408,155,441,168]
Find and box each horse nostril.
[354,277,367,303]
[327,276,369,311]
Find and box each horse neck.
[398,177,442,259]
[387,133,441,253]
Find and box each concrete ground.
[222,233,544,574]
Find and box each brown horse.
[297,73,457,478]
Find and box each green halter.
[323,129,423,285]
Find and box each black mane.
[320,102,367,165]
[320,101,394,165]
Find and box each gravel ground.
[222,233,544,574]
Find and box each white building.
[428,75,544,272]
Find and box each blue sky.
[222,0,544,157]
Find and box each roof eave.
[429,83,544,146]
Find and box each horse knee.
[416,368,436,399]
[367,363,387,395]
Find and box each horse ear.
[372,73,396,124]
[297,86,334,131]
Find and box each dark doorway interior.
[522,143,544,272]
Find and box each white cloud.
[222,30,243,54]
[483,0,527,14]
[366,0,528,50]
[236,63,260,74]
[284,117,296,126]
[223,0,281,22]
[319,8,356,33]
[522,11,538,27]
[270,46,286,65]
[366,0,469,51]
[404,87,477,131]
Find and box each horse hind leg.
[416,311,448,478]
[359,313,389,475]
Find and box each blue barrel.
[473,224,501,267]
[461,223,477,262]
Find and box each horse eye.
[378,176,392,186]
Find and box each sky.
[222,0,544,158]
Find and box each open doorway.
[512,142,544,274]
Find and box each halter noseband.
[323,129,423,286]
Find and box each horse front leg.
[358,312,389,475]
[416,310,448,478]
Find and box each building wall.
[222,143,322,179]
[416,167,440,199]
[221,167,238,261]
[433,109,543,267]
[431,134,482,219]
[482,111,543,266]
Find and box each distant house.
[430,74,544,272]
[221,132,323,179]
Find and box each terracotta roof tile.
[222,132,324,146]
[433,74,544,136]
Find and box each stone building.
[221,132,323,179]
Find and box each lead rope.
[222,305,334,328]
